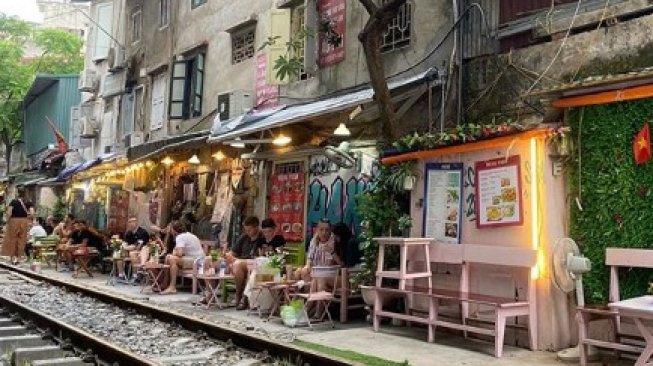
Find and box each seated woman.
[259,218,286,256]
[332,222,362,268]
[294,218,342,287]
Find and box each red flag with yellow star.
[634,123,651,165]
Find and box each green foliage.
[568,99,653,303]
[52,195,67,220]
[388,119,521,157]
[293,340,411,366]
[0,14,83,160]
[351,164,408,286]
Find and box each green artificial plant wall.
[569,98,653,303]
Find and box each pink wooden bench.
[375,242,537,358]
[578,248,653,366]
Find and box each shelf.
[376,271,432,280]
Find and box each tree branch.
[358,0,378,15]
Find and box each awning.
[208,67,439,142]
[127,130,209,161]
[22,177,48,186]
[38,177,67,186]
[55,157,102,181]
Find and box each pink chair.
[294,265,340,329]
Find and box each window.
[169,52,205,119]
[151,73,167,130]
[160,0,170,28]
[291,4,310,81]
[231,25,256,64]
[93,3,113,60]
[380,0,412,53]
[191,0,207,9]
[131,9,142,44]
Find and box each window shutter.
[266,9,291,85]
[169,60,189,119]
[192,53,204,117]
[151,73,166,130]
[94,3,114,60]
[304,0,318,75]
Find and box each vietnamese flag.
[634,123,651,165]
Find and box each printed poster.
[423,163,463,244]
[318,0,346,67]
[268,172,305,241]
[107,188,129,235]
[475,155,523,228]
[255,53,279,110]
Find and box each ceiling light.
[273,134,291,146]
[334,123,351,136]
[230,137,246,148]
[212,151,225,161]
[161,156,174,166]
[188,154,201,165]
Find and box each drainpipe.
[453,0,463,126]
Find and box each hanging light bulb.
[161,156,175,166]
[230,137,245,149]
[212,151,225,161]
[188,154,201,165]
[273,133,291,146]
[333,123,351,136]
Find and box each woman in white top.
[294,218,342,284]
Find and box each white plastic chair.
[294,265,340,329]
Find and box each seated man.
[25,216,48,258]
[54,213,75,240]
[258,218,286,256]
[116,217,150,280]
[59,220,100,271]
[162,221,204,294]
[225,216,264,310]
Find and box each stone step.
[12,345,65,366]
[31,357,89,366]
[0,326,28,337]
[0,335,50,354]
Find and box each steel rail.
[0,263,353,366]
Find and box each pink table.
[609,295,653,366]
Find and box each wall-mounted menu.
[475,155,523,228]
[423,163,463,244]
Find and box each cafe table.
[609,295,653,366]
[141,263,170,293]
[195,272,235,309]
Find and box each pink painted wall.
[407,137,572,350]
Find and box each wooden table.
[141,263,170,293]
[256,280,297,320]
[609,296,653,366]
[195,273,235,309]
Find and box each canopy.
[208,67,439,142]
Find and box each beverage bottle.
[219,259,226,277]
[197,259,204,275]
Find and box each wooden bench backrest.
[605,248,653,302]
[463,244,537,268]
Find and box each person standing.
[3,188,33,265]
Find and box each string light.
[212,151,225,161]
[161,156,175,165]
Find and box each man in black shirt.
[61,220,103,271]
[259,218,285,256]
[226,216,264,310]
[116,217,150,279]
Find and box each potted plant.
[548,127,572,157]
[266,247,288,282]
[386,161,418,192]
[110,236,123,259]
[397,215,413,238]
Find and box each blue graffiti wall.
[306,155,368,243]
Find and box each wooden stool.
[72,247,99,278]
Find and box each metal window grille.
[274,162,303,175]
[381,0,412,53]
[292,5,310,81]
[231,26,256,64]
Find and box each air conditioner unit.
[108,46,126,72]
[123,131,145,148]
[78,69,98,92]
[79,116,98,139]
[217,90,253,122]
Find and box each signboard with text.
[474,155,523,228]
[318,0,346,67]
[423,163,463,243]
[255,53,279,110]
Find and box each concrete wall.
[464,4,653,120]
[123,0,454,144]
[408,137,570,350]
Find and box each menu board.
[268,172,305,241]
[423,163,463,244]
[475,156,523,228]
[255,53,279,110]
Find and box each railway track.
[0,264,353,366]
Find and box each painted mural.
[306,155,368,242]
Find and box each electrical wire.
[523,0,583,95]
